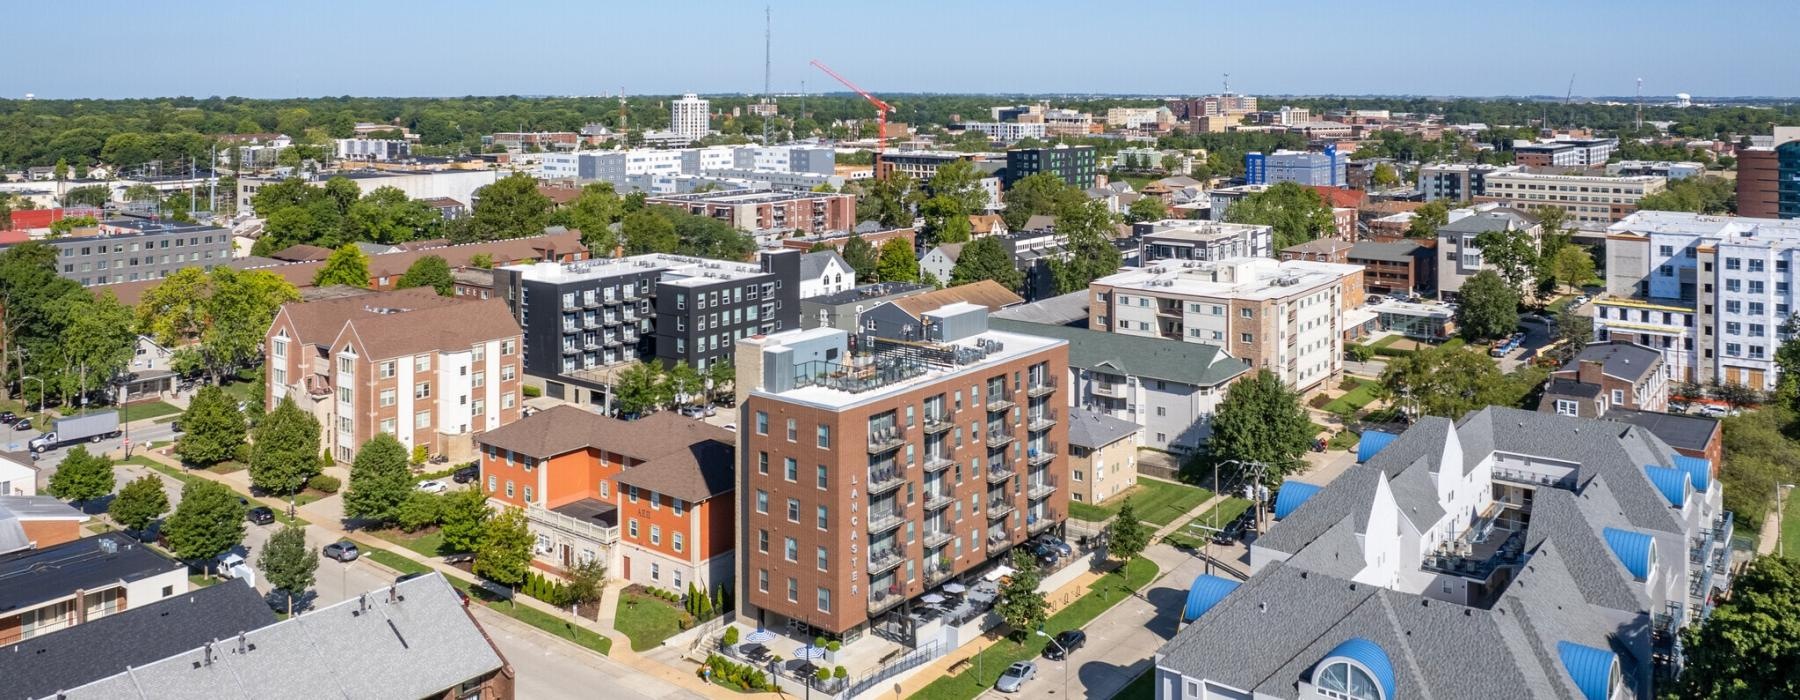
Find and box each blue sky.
[9,0,1797,99]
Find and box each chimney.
[1576,359,1605,386]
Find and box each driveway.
[471,605,707,700]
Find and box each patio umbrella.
[794,645,826,660]
[921,593,946,604]
[943,583,967,594]
[745,628,776,644]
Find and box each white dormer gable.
[1354,473,1402,588]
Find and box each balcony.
[1091,381,1128,398]
[623,308,638,322]
[986,465,1014,484]
[987,533,1012,551]
[525,503,620,546]
[867,467,906,495]
[868,548,905,575]
[1028,475,1058,500]
[868,586,902,614]
[1028,443,1058,466]
[1028,509,1061,532]
[1156,302,1183,317]
[867,507,905,533]
[986,391,1016,413]
[987,499,1016,520]
[986,429,1015,449]
[602,295,623,306]
[867,425,907,454]
[925,563,956,584]
[923,452,955,472]
[923,489,953,511]
[924,527,954,548]
[1028,409,1058,433]
[922,414,953,434]
[1026,376,1057,398]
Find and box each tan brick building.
[264,288,525,463]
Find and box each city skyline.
[9,0,1799,99]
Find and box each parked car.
[416,480,449,494]
[1034,535,1073,557]
[0,411,16,424]
[323,541,360,562]
[218,552,255,587]
[247,506,275,525]
[722,423,737,432]
[995,662,1037,693]
[12,417,29,431]
[1032,541,1062,563]
[1044,630,1087,660]
[452,466,479,484]
[170,420,184,434]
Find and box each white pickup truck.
[218,552,256,588]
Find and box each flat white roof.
[504,254,766,286]
[1094,257,1362,301]
[756,328,1065,410]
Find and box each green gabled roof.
[989,319,1249,387]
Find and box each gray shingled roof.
[989,291,1090,327]
[988,319,1248,387]
[1560,341,1662,383]
[1348,240,1424,263]
[1603,408,1718,454]
[800,250,850,280]
[1440,209,1534,235]
[1064,409,1140,449]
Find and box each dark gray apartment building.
[31,220,235,287]
[1004,145,1097,189]
[494,251,799,410]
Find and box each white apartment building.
[669,93,710,143]
[959,121,1048,142]
[1088,257,1364,393]
[333,138,410,162]
[1477,170,1665,226]
[1104,107,1172,130]
[1600,210,1800,390]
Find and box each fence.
[846,640,941,699]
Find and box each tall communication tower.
[762,5,772,145]
[1635,78,1644,130]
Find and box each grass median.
[1068,478,1211,526]
[445,576,613,656]
[909,557,1159,700]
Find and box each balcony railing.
[867,467,906,495]
[1028,509,1061,532]
[1091,381,1128,398]
[923,452,955,472]
[922,414,953,434]
[986,465,1014,483]
[1026,376,1057,398]
[925,563,956,584]
[526,503,619,545]
[868,585,901,614]
[987,499,1016,520]
[923,489,953,511]
[868,425,907,454]
[867,507,904,533]
[987,533,1011,551]
[986,390,1016,413]
[986,429,1015,449]
[868,548,905,575]
[1028,475,1058,500]
[1028,443,1058,466]
[1028,409,1058,433]
[924,527,954,548]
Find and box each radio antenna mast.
[762,5,772,145]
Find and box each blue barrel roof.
[1182,574,1240,622]
[1602,527,1654,580]
[1322,637,1396,700]
[1274,481,1324,520]
[1357,430,1399,463]
[1644,465,1687,507]
[1556,641,1616,700]
[1674,454,1711,492]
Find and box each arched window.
[1317,661,1383,700]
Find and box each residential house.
[1539,341,1669,418]
[798,250,854,299]
[0,496,87,555]
[122,335,178,401]
[0,453,35,497]
[918,242,966,285]
[1279,239,1353,265]
[857,280,1024,341]
[799,282,932,332]
[264,288,525,463]
[477,407,736,592]
[1065,409,1143,504]
[0,533,186,645]
[1436,207,1541,300]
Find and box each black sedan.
[1044,630,1087,660]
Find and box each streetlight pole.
[1036,631,1069,697]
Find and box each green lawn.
[1370,334,1406,350]
[1163,497,1254,550]
[129,457,198,485]
[448,578,612,655]
[909,558,1160,700]
[120,401,182,422]
[362,547,432,577]
[1067,478,1210,526]
[203,460,247,474]
[371,527,453,558]
[1781,490,1800,560]
[220,370,261,403]
[1322,378,1380,414]
[616,591,689,651]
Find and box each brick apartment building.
[645,190,857,235]
[1537,341,1669,418]
[264,288,524,463]
[477,407,735,592]
[734,304,1071,641]
[1346,240,1435,296]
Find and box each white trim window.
[1555,399,1579,417]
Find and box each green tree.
[1371,162,1400,187]
[1126,196,1167,224]
[1046,199,1123,294]
[564,182,624,253]
[475,506,535,587]
[1406,200,1450,239]
[346,186,437,244]
[666,360,703,409]
[1208,370,1313,475]
[47,446,114,506]
[249,397,322,495]
[565,558,608,606]
[396,491,444,532]
[949,236,1023,291]
[1549,308,1594,365]
[200,268,301,376]
[994,549,1048,642]
[176,386,248,466]
[614,361,666,416]
[1001,172,1082,231]
[706,359,735,403]
[109,475,169,532]
[1106,499,1150,562]
[258,524,318,614]
[396,255,455,296]
[162,479,247,573]
[1637,175,1736,215]
[343,433,413,524]
[464,173,552,242]
[1673,556,1800,699]
[48,290,137,404]
[858,172,919,229]
[920,160,988,245]
[312,244,371,287]
[621,209,679,254]
[1544,242,1595,294]
[875,238,918,283]
[439,487,492,553]
[842,234,878,283]
[469,252,494,269]
[134,267,209,346]
[1454,270,1519,342]
[61,185,110,208]
[1378,344,1529,418]
[1472,228,1538,291]
[1224,181,1336,249]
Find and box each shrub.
[815,667,832,682]
[834,666,847,680]
[522,385,542,398]
[814,635,827,649]
[307,474,341,493]
[826,640,841,652]
[410,444,428,466]
[722,626,740,646]
[395,491,443,532]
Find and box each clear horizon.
[8,0,1797,100]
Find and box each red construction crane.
[810,59,892,178]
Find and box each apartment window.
[337,387,351,404]
[786,498,800,522]
[380,389,395,407]
[379,418,395,434]
[787,577,798,603]
[816,424,831,448]
[672,499,684,517]
[1240,308,1253,318]
[472,371,485,388]
[502,392,515,409]
[755,490,768,514]
[628,485,639,503]
[415,410,431,429]
[817,587,832,613]
[817,504,829,529]
[758,451,769,475]
[487,475,496,491]
[784,537,798,562]
[523,486,533,503]
[755,411,769,434]
[501,364,515,381]
[649,525,661,545]
[414,354,430,372]
[1612,389,1625,405]
[817,465,829,489]
[472,399,485,415]
[758,569,769,592]
[785,457,798,482]
[501,339,516,355]
[758,529,768,553]
[673,532,684,552]
[628,520,639,537]
[415,383,431,399]
[816,546,829,571]
[1240,333,1253,343]
[1750,259,1766,272]
[786,418,798,442]
[1726,257,1741,270]
[506,480,515,497]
